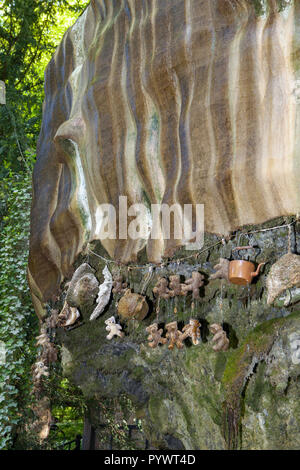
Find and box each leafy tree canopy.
[0,0,88,176]
[0,1,88,449]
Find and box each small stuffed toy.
[169,275,187,297]
[209,323,229,352]
[32,361,49,381]
[146,323,168,348]
[209,258,229,281]
[153,277,174,299]
[112,275,128,294]
[105,316,124,340]
[165,321,184,350]
[181,319,201,345]
[182,272,204,299]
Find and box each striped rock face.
[28,0,300,316]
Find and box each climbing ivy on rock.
[0,172,38,449]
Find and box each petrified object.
[58,301,80,327]
[65,263,99,307]
[31,396,52,440]
[90,265,113,321]
[146,323,167,348]
[47,309,59,329]
[209,323,229,352]
[165,321,184,350]
[105,316,124,340]
[169,275,187,297]
[210,258,230,281]
[266,253,300,305]
[153,277,174,300]
[182,272,204,299]
[181,319,201,346]
[42,343,58,364]
[112,275,128,295]
[36,330,49,347]
[32,361,49,381]
[117,289,149,321]
[28,1,300,318]
[228,260,265,286]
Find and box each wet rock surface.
[53,218,300,449]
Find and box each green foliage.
[96,395,143,450]
[0,172,38,449]
[0,0,89,450]
[0,0,89,176]
[44,375,86,448]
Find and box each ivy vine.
[0,172,39,449]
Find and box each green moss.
[214,353,228,382]
[222,316,284,389]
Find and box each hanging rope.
[88,217,298,271]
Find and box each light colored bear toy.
[105,316,124,340]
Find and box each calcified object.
[117,289,149,321]
[165,321,184,350]
[28,1,300,318]
[37,334,58,364]
[266,253,300,305]
[112,275,128,295]
[105,316,124,340]
[42,342,58,364]
[209,323,229,352]
[31,396,52,441]
[182,272,204,299]
[181,319,201,346]
[169,275,187,297]
[210,258,230,281]
[58,301,80,327]
[146,323,168,348]
[32,361,49,381]
[90,265,113,321]
[66,263,99,307]
[47,309,59,329]
[153,277,174,300]
[36,331,49,347]
[228,260,265,285]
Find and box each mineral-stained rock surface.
[53,223,300,450]
[28,0,300,314]
[28,0,300,450]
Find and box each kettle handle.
[232,245,260,260]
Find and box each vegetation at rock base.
[0,0,88,450]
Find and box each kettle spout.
[251,262,265,278]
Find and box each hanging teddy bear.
[112,274,128,295]
[181,319,201,345]
[146,323,168,348]
[181,272,204,299]
[209,258,230,281]
[209,323,229,352]
[153,277,174,299]
[32,361,49,381]
[165,321,185,350]
[169,275,187,297]
[105,316,124,340]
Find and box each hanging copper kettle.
[228,245,265,286]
